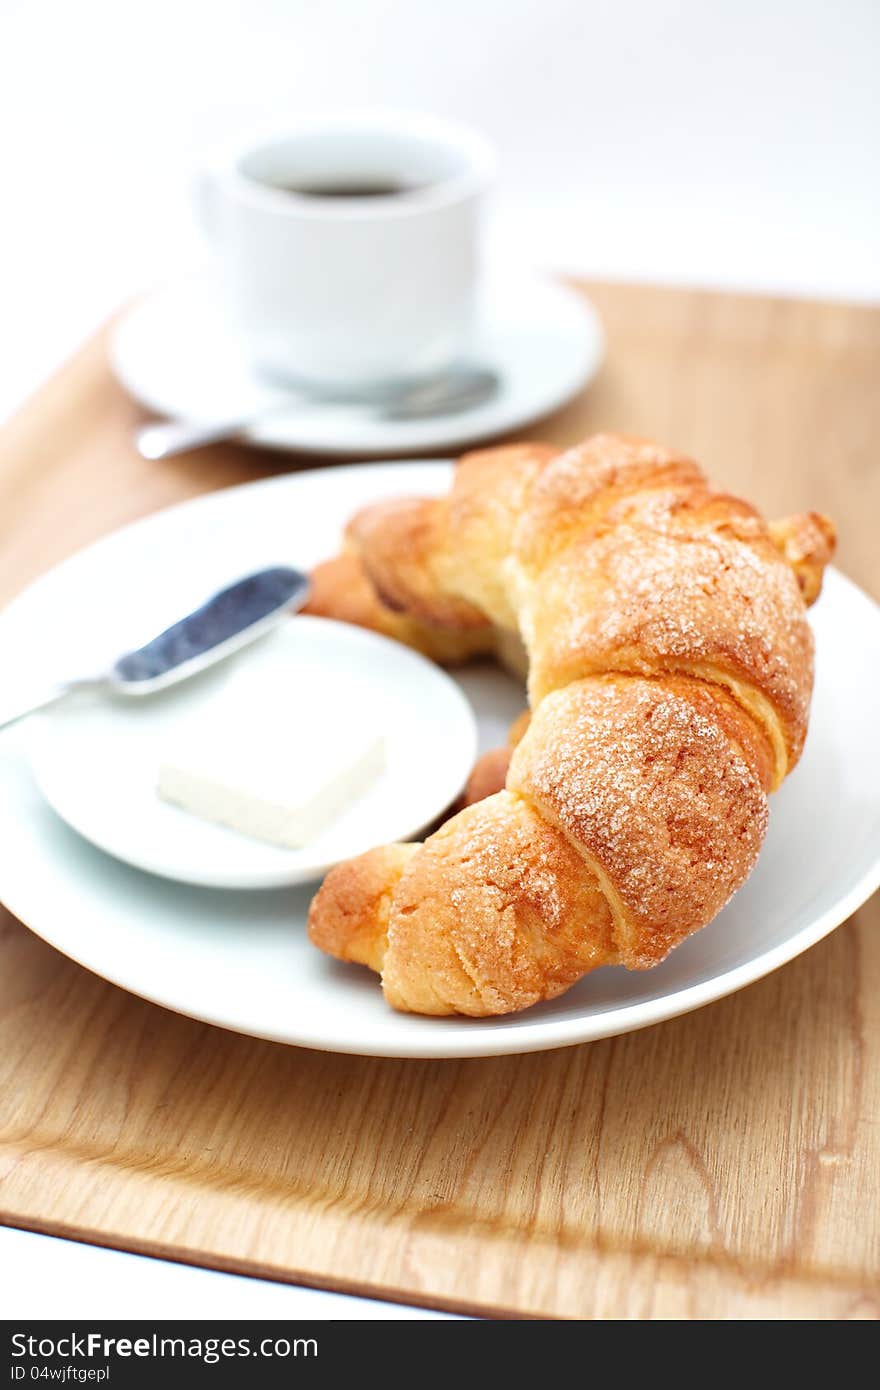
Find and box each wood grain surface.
[0,282,878,1319]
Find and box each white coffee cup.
[197,110,495,393]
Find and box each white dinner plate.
[28,617,478,889]
[110,269,604,457]
[0,461,878,1058]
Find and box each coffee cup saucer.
[110,267,604,457]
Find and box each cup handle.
[193,170,219,242]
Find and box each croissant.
[305,434,836,1016]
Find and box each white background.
[1,0,877,1320]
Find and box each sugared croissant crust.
[307,434,836,1016]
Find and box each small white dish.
[110,269,604,457]
[0,461,877,1058]
[27,617,478,890]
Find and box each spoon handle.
[135,367,499,458]
[135,416,266,460]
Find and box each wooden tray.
[1,282,878,1320]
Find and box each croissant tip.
[770,510,837,606]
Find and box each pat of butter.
[158,723,385,848]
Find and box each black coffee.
[269,179,418,199]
